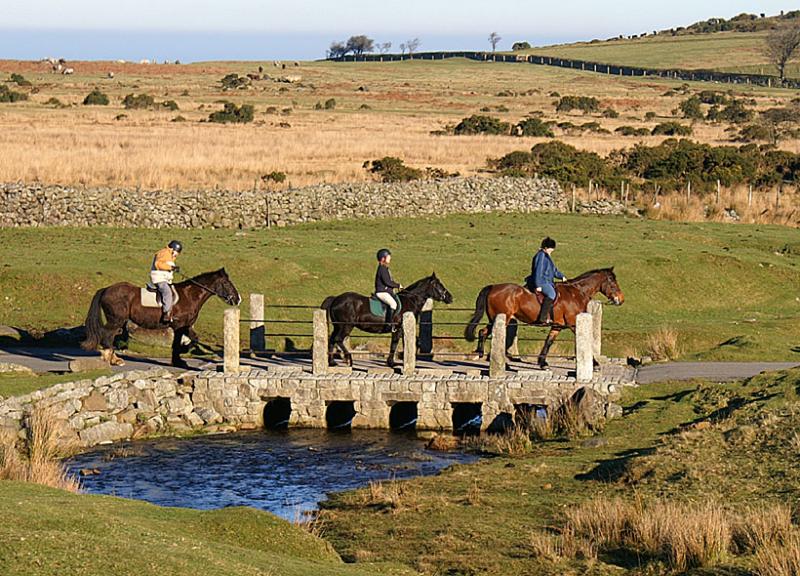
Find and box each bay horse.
[321,274,453,368]
[465,268,624,369]
[81,269,241,368]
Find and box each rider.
[150,240,182,323]
[526,237,567,325]
[375,248,403,332]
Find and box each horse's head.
[599,268,624,306]
[211,268,242,306]
[427,272,453,305]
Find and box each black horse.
[321,273,453,367]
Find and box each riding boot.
[160,310,173,325]
[536,297,554,326]
[383,307,395,333]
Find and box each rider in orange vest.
[150,240,182,323]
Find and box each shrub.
[556,95,600,114]
[122,93,155,109]
[491,141,619,187]
[265,106,278,114]
[82,88,109,106]
[171,115,186,122]
[161,99,179,111]
[761,106,800,125]
[645,111,658,121]
[10,73,31,86]
[515,117,554,137]
[208,101,254,123]
[324,98,336,110]
[454,115,510,135]
[707,99,754,124]
[511,41,531,51]
[616,125,650,136]
[735,124,773,142]
[680,96,704,120]
[698,90,729,105]
[601,108,619,118]
[220,73,249,90]
[652,122,693,136]
[43,97,64,108]
[365,156,423,182]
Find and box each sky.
[0,1,793,61]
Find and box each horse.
[81,269,241,368]
[465,268,624,369]
[321,273,453,368]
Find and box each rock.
[82,391,108,412]
[0,362,34,375]
[69,358,108,373]
[186,412,204,428]
[605,402,623,420]
[79,421,134,446]
[426,434,460,452]
[195,406,222,425]
[568,387,605,423]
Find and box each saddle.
[369,294,402,317]
[141,284,180,308]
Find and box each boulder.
[79,421,133,446]
[69,357,108,373]
[195,407,222,425]
[0,362,34,375]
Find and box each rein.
[177,272,228,301]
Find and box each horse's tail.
[320,296,335,320]
[465,285,492,342]
[81,288,106,351]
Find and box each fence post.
[312,309,328,375]
[402,312,416,375]
[223,307,240,374]
[489,313,507,378]
[587,300,603,360]
[418,298,434,357]
[575,313,593,382]
[249,293,265,353]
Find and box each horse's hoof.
[172,360,190,370]
[110,355,126,367]
[328,361,337,367]
[508,356,522,363]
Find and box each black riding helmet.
[376,248,391,261]
[168,240,183,253]
[541,237,556,250]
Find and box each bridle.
[177,271,238,304]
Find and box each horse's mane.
[177,268,225,285]
[565,268,615,285]
[400,275,434,294]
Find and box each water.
[67,430,476,520]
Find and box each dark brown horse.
[321,274,453,368]
[465,268,624,368]
[81,269,241,368]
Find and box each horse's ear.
[432,271,437,279]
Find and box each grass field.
[1,57,798,192]
[321,368,800,575]
[0,212,798,362]
[0,481,412,576]
[524,31,800,78]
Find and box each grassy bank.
[321,368,800,574]
[0,481,412,576]
[0,212,798,362]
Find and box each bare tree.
[488,32,502,52]
[764,24,800,80]
[399,43,407,55]
[406,37,421,56]
[379,42,392,55]
[328,41,347,59]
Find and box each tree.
[399,43,406,55]
[346,35,375,56]
[328,41,347,59]
[488,32,502,52]
[764,24,800,81]
[512,41,531,51]
[379,42,392,55]
[406,38,421,56]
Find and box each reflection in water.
[68,430,475,520]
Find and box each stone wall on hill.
[0,177,625,229]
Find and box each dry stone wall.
[0,178,624,229]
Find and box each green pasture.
[0,212,798,361]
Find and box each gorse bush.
[82,88,109,106]
[161,100,179,111]
[9,73,31,86]
[365,157,423,182]
[454,115,510,135]
[0,85,28,103]
[122,93,155,109]
[556,95,600,114]
[680,96,704,120]
[491,141,617,187]
[707,99,755,124]
[616,125,650,136]
[515,117,554,137]
[220,73,249,90]
[208,102,254,123]
[652,121,693,136]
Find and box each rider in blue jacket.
[525,237,567,325]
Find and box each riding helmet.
[376,248,392,261]
[168,240,183,253]
[541,237,556,250]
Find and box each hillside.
[518,12,800,78]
